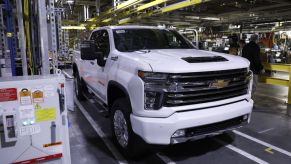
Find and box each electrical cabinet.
[0,75,71,164]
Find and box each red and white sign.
[0,88,17,102]
[13,153,63,164]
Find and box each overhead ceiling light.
[185,16,200,19]
[67,0,74,4]
[136,0,169,11]
[201,17,220,21]
[116,0,143,10]
[62,26,86,30]
[160,0,210,13]
[102,18,112,23]
[119,18,131,24]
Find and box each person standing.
[242,35,263,97]
[238,40,246,56]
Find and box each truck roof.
[95,25,166,31]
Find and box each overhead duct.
[159,0,210,13]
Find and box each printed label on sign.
[44,85,54,91]
[36,108,57,122]
[19,88,32,105]
[44,91,55,98]
[19,105,35,119]
[0,88,17,102]
[32,89,44,103]
[19,125,40,136]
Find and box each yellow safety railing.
[259,63,291,104]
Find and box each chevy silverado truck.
[73,25,253,156]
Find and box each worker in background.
[229,35,239,55]
[238,40,246,56]
[242,34,263,98]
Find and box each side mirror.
[80,40,98,60]
[96,52,106,67]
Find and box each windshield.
[113,28,194,52]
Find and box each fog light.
[172,129,185,138]
[243,114,248,120]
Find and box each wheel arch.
[107,81,131,112]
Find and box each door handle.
[111,56,118,61]
[90,61,95,65]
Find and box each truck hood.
[121,49,249,73]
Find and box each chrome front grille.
[163,68,250,107]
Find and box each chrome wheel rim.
[113,110,128,148]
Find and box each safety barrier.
[259,63,291,105]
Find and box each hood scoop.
[181,56,228,63]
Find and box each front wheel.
[111,98,146,158]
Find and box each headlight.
[138,71,168,82]
[138,71,168,110]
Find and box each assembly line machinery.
[0,0,70,77]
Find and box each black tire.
[74,72,85,100]
[110,98,146,158]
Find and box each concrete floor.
[64,69,291,164]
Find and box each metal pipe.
[96,0,100,16]
[86,5,89,19]
[5,0,16,76]
[84,5,86,20]
[16,0,28,76]
[38,0,50,75]
[193,29,199,49]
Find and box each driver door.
[87,30,110,101]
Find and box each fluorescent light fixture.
[201,17,220,21]
[67,0,74,3]
[160,0,209,13]
[62,26,86,30]
[116,0,143,10]
[185,16,200,19]
[119,18,131,24]
[136,0,169,11]
[102,18,112,23]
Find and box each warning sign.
[0,88,17,102]
[32,89,44,103]
[35,108,57,122]
[19,88,32,105]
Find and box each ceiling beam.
[157,0,210,14]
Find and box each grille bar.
[163,68,250,107]
[168,85,248,98]
[168,81,248,93]
[166,90,247,105]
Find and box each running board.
[83,87,109,117]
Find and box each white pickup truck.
[73,25,253,157]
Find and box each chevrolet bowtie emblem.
[209,80,230,89]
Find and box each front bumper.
[130,99,253,145]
